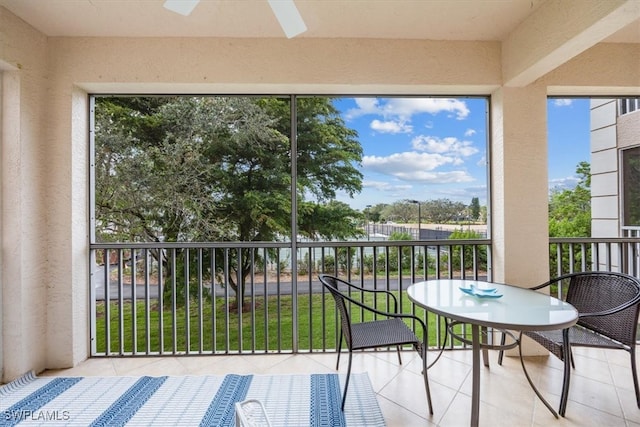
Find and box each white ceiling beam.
[502,0,640,87]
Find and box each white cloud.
[411,135,479,157]
[553,99,573,107]
[345,98,380,119]
[396,170,474,183]
[346,97,470,121]
[355,98,379,110]
[549,176,579,190]
[464,128,476,136]
[364,151,452,171]
[363,180,412,192]
[362,152,474,183]
[384,98,470,120]
[370,119,413,134]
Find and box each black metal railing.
[550,237,640,277]
[89,238,490,356]
[89,236,640,357]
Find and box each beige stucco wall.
[490,84,549,288]
[618,109,640,149]
[544,43,640,95]
[50,37,502,93]
[0,7,50,380]
[1,3,639,381]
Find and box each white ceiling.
[1,0,637,42]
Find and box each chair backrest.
[564,271,640,346]
[318,274,354,350]
[235,399,272,427]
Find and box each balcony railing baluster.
[89,237,640,356]
[118,250,124,355]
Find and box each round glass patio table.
[408,279,578,427]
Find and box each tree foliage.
[469,197,481,221]
[422,198,467,223]
[448,229,487,270]
[363,204,383,224]
[298,200,364,240]
[548,161,591,237]
[387,231,413,271]
[380,201,416,223]
[373,198,482,225]
[94,96,364,307]
[548,161,591,275]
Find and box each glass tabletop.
[407,279,578,331]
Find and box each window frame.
[621,144,640,229]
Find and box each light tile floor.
[41,347,640,426]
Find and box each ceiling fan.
[163,0,307,39]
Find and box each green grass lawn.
[94,292,447,355]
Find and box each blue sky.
[547,98,591,189]
[332,97,590,210]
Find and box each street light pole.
[365,204,372,240]
[408,200,421,240]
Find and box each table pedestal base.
[446,322,559,426]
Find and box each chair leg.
[425,323,450,370]
[559,329,572,417]
[336,330,343,370]
[630,347,640,408]
[396,345,403,365]
[569,348,575,369]
[341,350,353,411]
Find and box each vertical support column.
[491,84,550,287]
[1,70,26,381]
[0,70,4,380]
[45,87,90,369]
[1,67,51,380]
[0,70,3,380]
[491,84,549,356]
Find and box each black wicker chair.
[318,274,433,413]
[498,271,640,416]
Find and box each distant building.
[590,98,640,270]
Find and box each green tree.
[298,200,364,240]
[362,204,383,224]
[422,198,467,224]
[95,97,231,244]
[94,96,364,310]
[469,197,481,221]
[387,231,413,272]
[448,229,487,271]
[381,201,415,223]
[549,161,591,275]
[549,161,591,237]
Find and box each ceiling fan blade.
[267,0,307,39]
[163,0,200,16]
